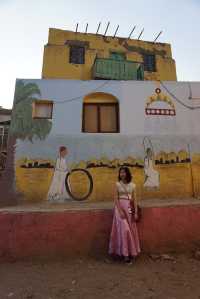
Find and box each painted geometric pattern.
[145,108,176,116]
[145,88,176,116]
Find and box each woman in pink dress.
[109,166,141,263]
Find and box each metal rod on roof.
[96,22,101,34]
[138,28,144,40]
[128,25,136,39]
[103,22,110,36]
[113,25,119,38]
[154,31,163,42]
[85,23,88,34]
[75,23,79,33]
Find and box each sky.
[0,0,200,108]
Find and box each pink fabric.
[109,199,141,257]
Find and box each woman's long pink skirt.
[109,199,141,257]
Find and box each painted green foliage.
[10,80,52,142]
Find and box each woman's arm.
[114,185,125,219]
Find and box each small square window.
[70,46,85,64]
[32,100,53,119]
[143,54,156,72]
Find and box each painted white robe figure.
[47,146,70,201]
[144,148,159,188]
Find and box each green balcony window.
[93,58,144,80]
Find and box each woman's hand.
[134,212,139,221]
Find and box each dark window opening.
[143,54,156,72]
[70,46,85,64]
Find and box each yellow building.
[42,28,177,81]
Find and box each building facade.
[2,28,200,205]
[0,107,11,175]
[42,28,177,81]
[0,106,11,152]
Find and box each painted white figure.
[144,148,159,188]
[47,146,71,202]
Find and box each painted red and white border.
[145,108,176,116]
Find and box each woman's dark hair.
[118,166,132,183]
[59,146,67,154]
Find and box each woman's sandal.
[124,257,133,264]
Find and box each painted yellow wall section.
[42,28,177,81]
[84,92,118,103]
[16,160,200,202]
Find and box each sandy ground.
[0,254,200,299]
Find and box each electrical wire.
[160,81,200,110]
[47,80,111,104]
[188,82,200,100]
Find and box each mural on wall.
[10,80,52,142]
[47,146,70,202]
[7,79,200,203]
[143,137,160,189]
[145,87,176,116]
[13,134,200,202]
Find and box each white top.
[116,181,136,200]
[55,157,68,172]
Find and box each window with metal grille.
[143,54,156,72]
[83,103,119,133]
[0,125,9,152]
[70,46,85,64]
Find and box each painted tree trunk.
[0,136,19,206]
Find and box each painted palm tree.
[0,80,52,205]
[10,80,52,141]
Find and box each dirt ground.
[0,254,200,299]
